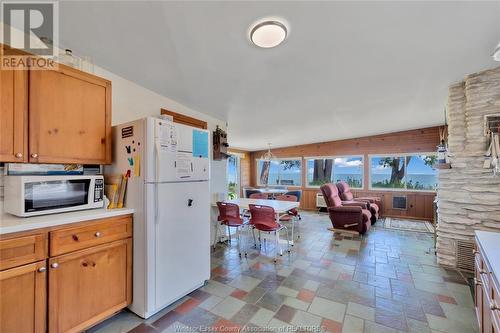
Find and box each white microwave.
[4,175,104,217]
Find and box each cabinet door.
[29,65,111,164]
[48,238,131,333]
[0,261,47,333]
[0,69,28,162]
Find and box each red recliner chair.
[320,183,372,235]
[336,182,381,224]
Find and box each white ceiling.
[59,1,500,151]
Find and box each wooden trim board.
[161,109,207,129]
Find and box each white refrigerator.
[106,117,211,319]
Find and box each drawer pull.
[15,152,23,159]
[491,302,500,311]
[474,278,482,286]
[31,153,38,158]
[37,267,46,273]
[51,263,59,269]
[95,231,102,238]
[72,234,79,241]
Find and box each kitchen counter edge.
[0,208,135,235]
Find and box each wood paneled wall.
[245,126,442,221]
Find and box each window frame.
[368,152,437,192]
[256,157,303,187]
[304,155,365,189]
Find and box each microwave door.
[25,179,91,213]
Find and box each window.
[257,159,302,186]
[370,154,437,191]
[227,155,240,199]
[306,156,363,188]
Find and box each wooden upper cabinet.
[0,261,47,333]
[0,69,28,162]
[29,64,112,164]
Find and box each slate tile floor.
[88,212,476,333]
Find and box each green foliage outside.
[228,181,237,199]
[371,179,436,190]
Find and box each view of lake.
[267,173,437,189]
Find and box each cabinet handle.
[474,278,482,286]
[37,267,46,273]
[51,263,59,269]
[95,231,102,237]
[31,153,38,158]
[491,302,500,311]
[15,152,23,159]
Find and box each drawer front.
[50,215,132,256]
[0,233,47,271]
[491,277,500,332]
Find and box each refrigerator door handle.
[155,140,161,223]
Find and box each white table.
[222,198,299,213]
[213,198,300,251]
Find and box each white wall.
[93,66,228,197]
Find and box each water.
[266,173,437,189]
[267,172,302,186]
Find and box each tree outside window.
[371,154,437,190]
[258,159,302,186]
[306,156,363,188]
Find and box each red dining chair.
[249,192,270,199]
[248,204,290,262]
[215,202,246,257]
[275,194,300,242]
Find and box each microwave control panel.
[94,178,104,202]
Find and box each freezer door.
[154,181,211,310]
[152,119,210,183]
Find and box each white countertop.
[475,230,500,285]
[0,207,135,235]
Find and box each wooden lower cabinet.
[0,261,47,333]
[48,239,132,333]
[475,236,500,333]
[0,214,132,333]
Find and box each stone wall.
[437,66,500,267]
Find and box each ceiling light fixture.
[260,143,277,161]
[493,42,500,61]
[250,20,287,48]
